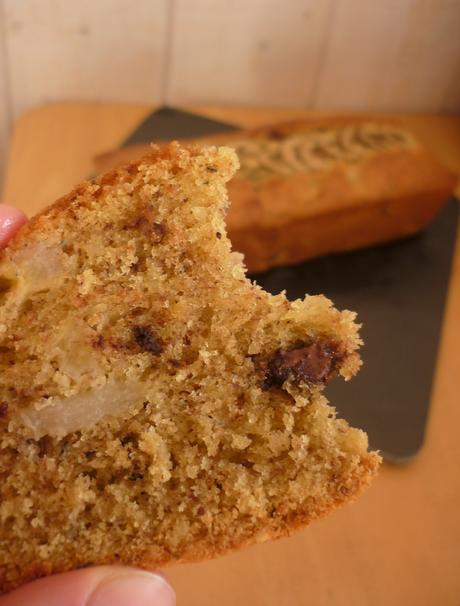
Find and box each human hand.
[0,204,176,606]
[0,567,175,606]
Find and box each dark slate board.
[123,106,239,146]
[122,106,458,463]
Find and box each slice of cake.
[0,144,380,593]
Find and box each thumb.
[0,566,175,606]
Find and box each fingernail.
[88,571,175,606]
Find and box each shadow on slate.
[123,106,459,463]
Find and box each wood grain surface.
[2,103,460,606]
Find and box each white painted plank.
[0,0,11,191]
[3,0,169,120]
[314,0,460,112]
[167,0,334,108]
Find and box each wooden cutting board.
[3,103,460,606]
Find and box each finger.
[0,566,175,606]
[0,204,28,247]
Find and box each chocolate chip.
[206,165,218,172]
[216,232,222,239]
[84,450,96,460]
[0,402,8,417]
[37,435,52,458]
[129,471,144,481]
[59,434,77,455]
[236,394,245,409]
[83,469,97,480]
[93,335,105,349]
[132,325,163,355]
[120,434,138,447]
[261,341,341,389]
[152,222,166,243]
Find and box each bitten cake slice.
[0,144,380,593]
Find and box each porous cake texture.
[0,144,380,593]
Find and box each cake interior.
[0,145,379,590]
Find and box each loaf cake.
[95,116,457,272]
[0,144,380,593]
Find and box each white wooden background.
[1,0,460,185]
